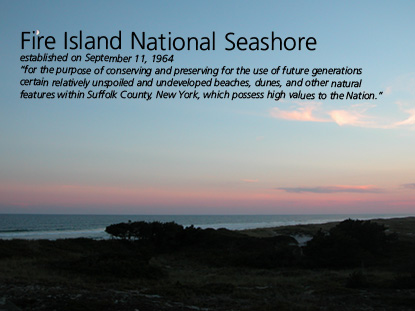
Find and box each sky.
[1,1,415,214]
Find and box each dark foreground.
[1,217,415,311]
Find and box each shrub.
[304,219,393,268]
[105,221,184,243]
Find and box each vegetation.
[304,219,396,268]
[105,221,300,268]
[1,217,415,310]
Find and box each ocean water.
[0,214,411,240]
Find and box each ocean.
[0,214,411,240]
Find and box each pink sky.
[1,181,414,214]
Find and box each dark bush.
[105,221,301,268]
[105,221,184,243]
[304,219,394,268]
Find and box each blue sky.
[1,1,415,214]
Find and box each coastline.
[0,213,412,240]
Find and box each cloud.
[276,185,383,194]
[392,109,415,127]
[270,101,415,130]
[402,183,415,189]
[270,102,329,123]
[242,179,259,183]
[269,102,372,126]
[329,110,372,126]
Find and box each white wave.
[0,227,107,240]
